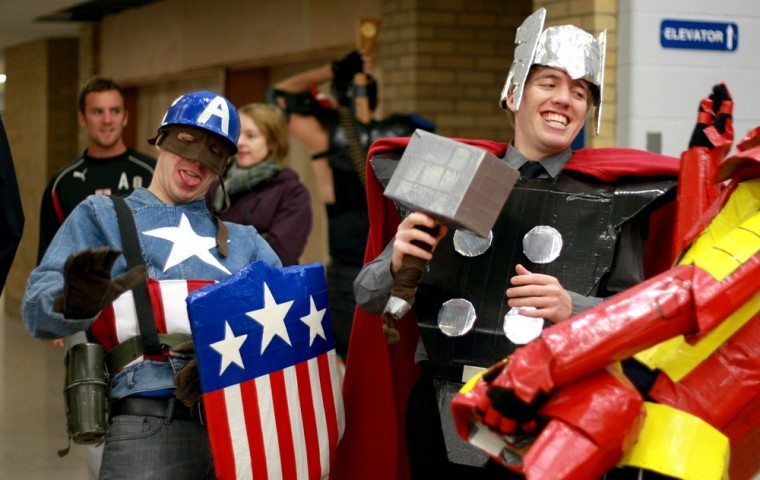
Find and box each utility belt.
[110,396,205,424]
[59,336,195,457]
[104,332,191,374]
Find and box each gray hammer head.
[384,130,518,237]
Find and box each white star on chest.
[143,213,230,274]
[210,321,247,375]
[245,282,294,355]
[300,296,327,346]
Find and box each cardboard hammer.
[381,130,519,344]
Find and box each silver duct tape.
[522,225,563,264]
[501,8,546,110]
[384,296,412,321]
[500,7,606,133]
[534,25,604,88]
[437,298,477,337]
[453,228,493,257]
[502,306,543,345]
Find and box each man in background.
[38,75,155,262]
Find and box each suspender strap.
[109,196,162,356]
[105,333,192,374]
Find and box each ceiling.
[0,0,161,72]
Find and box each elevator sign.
[661,19,738,51]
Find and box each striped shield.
[187,261,344,479]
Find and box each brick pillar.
[379,0,532,141]
[4,38,79,318]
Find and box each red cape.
[331,137,680,480]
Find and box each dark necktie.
[519,161,545,179]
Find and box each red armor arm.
[492,265,698,403]
[492,247,760,404]
[672,83,733,256]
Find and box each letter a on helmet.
[197,96,231,137]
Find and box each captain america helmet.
[159,90,240,155]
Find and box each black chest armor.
[412,173,675,373]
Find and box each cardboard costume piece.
[384,130,518,238]
[331,136,680,480]
[452,133,760,479]
[187,261,344,480]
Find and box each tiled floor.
[0,301,88,479]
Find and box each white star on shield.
[210,321,247,375]
[300,296,327,346]
[245,282,294,355]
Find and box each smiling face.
[78,89,128,157]
[507,66,591,160]
[235,112,270,168]
[149,133,218,205]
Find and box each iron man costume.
[452,84,760,480]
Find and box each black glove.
[486,388,541,427]
[689,82,733,149]
[331,50,364,106]
[172,340,201,407]
[480,361,546,434]
[53,247,147,319]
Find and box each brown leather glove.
[52,247,147,319]
[172,340,202,407]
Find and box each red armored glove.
[476,359,547,436]
[688,82,733,153]
[674,83,734,256]
[454,362,644,480]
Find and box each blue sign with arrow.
[661,19,738,51]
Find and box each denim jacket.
[23,187,282,397]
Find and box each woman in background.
[208,103,312,266]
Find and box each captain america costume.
[24,89,276,478]
[25,186,281,395]
[24,187,281,478]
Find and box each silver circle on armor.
[453,228,493,257]
[503,306,544,344]
[437,298,477,337]
[522,225,563,264]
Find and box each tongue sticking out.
[180,169,202,187]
